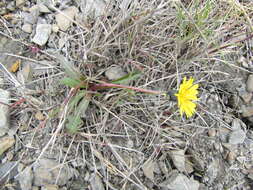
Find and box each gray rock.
[246,74,253,92]
[228,119,246,144]
[169,149,185,172]
[105,66,127,81]
[22,11,39,24]
[18,166,33,190]
[159,170,199,190]
[228,129,246,144]
[0,136,15,156]
[22,23,33,33]
[55,6,78,31]
[32,24,52,46]
[90,174,105,190]
[0,89,10,137]
[33,158,74,186]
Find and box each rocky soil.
[1,0,253,190]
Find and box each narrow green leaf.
[60,77,82,88]
[66,115,83,134]
[111,71,142,85]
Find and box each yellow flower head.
[175,77,199,118]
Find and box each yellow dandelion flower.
[175,77,199,118]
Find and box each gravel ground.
[1,0,253,190]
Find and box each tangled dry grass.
[1,0,253,189]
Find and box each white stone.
[246,74,253,92]
[32,24,52,46]
[22,23,32,33]
[55,6,78,31]
[0,89,10,137]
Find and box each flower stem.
[90,82,165,95]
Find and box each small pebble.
[227,151,236,164]
[21,23,32,33]
[208,128,216,137]
[35,111,45,121]
[246,74,253,92]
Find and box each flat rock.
[18,166,33,190]
[105,66,127,81]
[0,136,15,156]
[159,170,199,190]
[0,89,10,137]
[228,129,246,144]
[55,6,78,31]
[228,119,246,144]
[33,158,74,186]
[169,149,185,172]
[32,24,52,46]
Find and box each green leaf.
[111,71,142,85]
[60,77,83,88]
[66,115,83,134]
[65,94,91,134]
[68,90,86,109]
